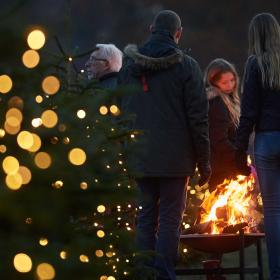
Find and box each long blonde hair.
[248,13,280,89]
[204,58,240,127]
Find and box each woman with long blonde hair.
[204,58,240,191]
[236,13,280,279]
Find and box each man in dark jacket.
[119,10,211,280]
[85,43,123,89]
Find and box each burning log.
[183,221,213,234]
[215,206,228,220]
[186,174,263,235]
[222,223,248,234]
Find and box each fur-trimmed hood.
[206,86,223,100]
[124,44,184,71]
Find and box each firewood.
[183,221,212,234]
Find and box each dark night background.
[1,0,280,75]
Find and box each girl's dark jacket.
[207,87,237,187]
[118,31,210,177]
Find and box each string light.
[97,205,106,213]
[0,75,13,94]
[0,129,5,138]
[77,110,86,119]
[60,251,67,260]
[79,255,89,263]
[99,106,108,115]
[2,156,19,175]
[36,263,55,279]
[68,148,86,165]
[27,30,46,50]
[39,238,48,246]
[22,50,40,68]
[34,152,52,169]
[13,253,32,273]
[42,76,60,95]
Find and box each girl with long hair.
[236,13,280,279]
[204,58,240,191]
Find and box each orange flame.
[199,174,263,234]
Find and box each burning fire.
[198,174,263,234]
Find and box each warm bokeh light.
[27,30,45,50]
[22,49,40,68]
[0,145,7,153]
[18,166,32,184]
[41,110,58,128]
[8,96,24,110]
[110,105,120,116]
[6,173,22,190]
[100,276,108,280]
[0,74,13,94]
[2,156,19,174]
[27,133,41,152]
[80,182,88,190]
[39,238,48,246]
[53,180,63,189]
[13,253,32,273]
[36,263,55,280]
[95,250,104,258]
[77,109,86,119]
[97,230,105,238]
[35,95,43,103]
[60,251,67,260]
[31,118,42,128]
[63,137,70,144]
[42,76,60,95]
[17,131,34,150]
[34,152,52,169]
[97,205,106,213]
[68,148,86,166]
[0,129,5,137]
[4,121,20,135]
[6,108,23,123]
[99,106,108,115]
[6,116,21,127]
[79,255,89,263]
[106,252,114,258]
[108,277,116,280]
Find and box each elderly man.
[119,10,211,280]
[85,43,123,89]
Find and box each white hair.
[95,44,123,72]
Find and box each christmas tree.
[0,17,148,280]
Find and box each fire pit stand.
[176,230,265,280]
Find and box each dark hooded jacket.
[118,31,210,177]
[207,87,238,189]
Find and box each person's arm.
[235,56,262,174]
[236,56,262,151]
[184,58,211,185]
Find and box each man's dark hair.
[152,10,181,36]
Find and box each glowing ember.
[198,174,263,234]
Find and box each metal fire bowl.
[180,233,265,254]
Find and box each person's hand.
[198,164,211,186]
[235,149,251,176]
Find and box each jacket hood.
[206,86,223,100]
[124,44,184,71]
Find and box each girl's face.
[215,72,236,94]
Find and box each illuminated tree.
[0,26,144,280]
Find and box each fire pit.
[177,230,265,279]
[176,174,265,279]
[180,232,264,254]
